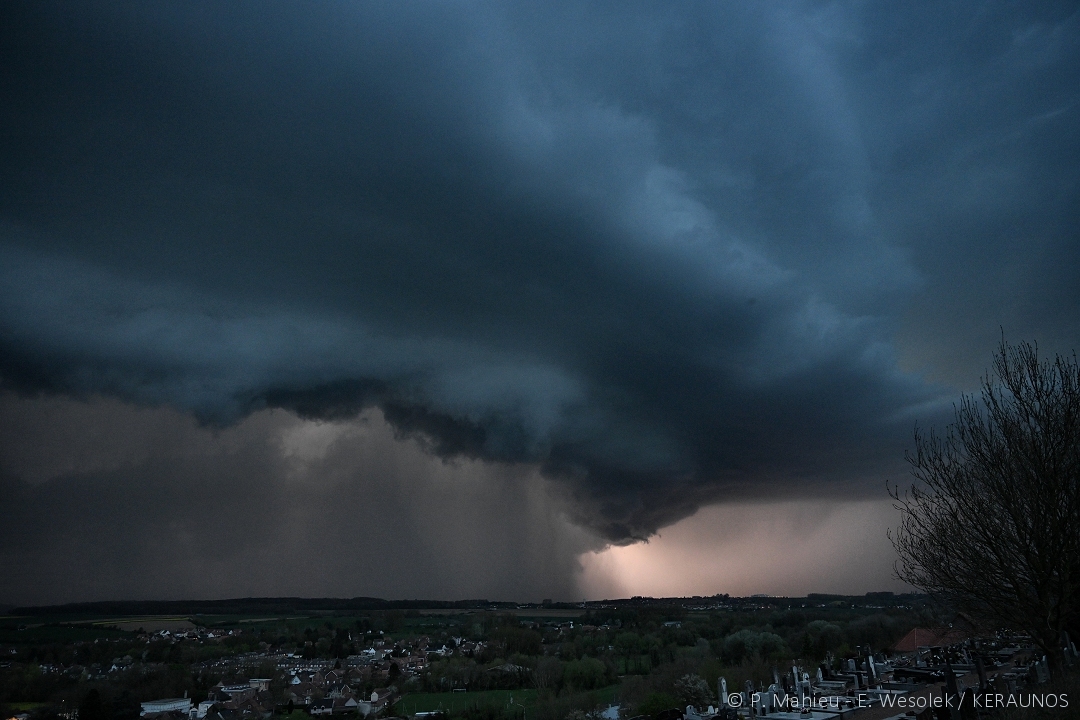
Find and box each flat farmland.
[417,608,584,618]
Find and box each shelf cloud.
[1,1,1076,600]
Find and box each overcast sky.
[1,1,1077,605]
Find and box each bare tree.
[532,655,562,690]
[891,340,1080,675]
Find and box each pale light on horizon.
[578,498,911,599]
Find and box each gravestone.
[1035,658,1050,684]
[944,661,961,720]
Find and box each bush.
[673,674,713,710]
[637,692,679,718]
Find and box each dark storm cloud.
[1,1,1077,545]
[0,393,595,605]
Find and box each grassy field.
[394,686,620,715]
[7,703,49,711]
[587,685,619,707]
[96,618,196,633]
[394,689,540,714]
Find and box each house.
[283,689,313,707]
[308,701,334,717]
[233,697,273,719]
[331,698,358,715]
[330,683,357,700]
[891,628,968,653]
[141,699,192,717]
[368,688,393,712]
[217,685,256,704]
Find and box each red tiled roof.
[892,627,968,652]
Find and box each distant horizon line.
[2,590,925,615]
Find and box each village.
[3,597,1076,720]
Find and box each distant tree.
[492,627,542,656]
[562,658,608,691]
[891,340,1080,675]
[330,633,345,659]
[843,614,903,650]
[532,656,562,690]
[718,630,786,665]
[804,620,843,657]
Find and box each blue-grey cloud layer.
[1,1,1077,543]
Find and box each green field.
[7,703,49,712]
[394,689,540,714]
[587,685,619,707]
[394,686,619,716]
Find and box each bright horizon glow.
[578,498,911,600]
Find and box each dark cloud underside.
[0,0,1077,569]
